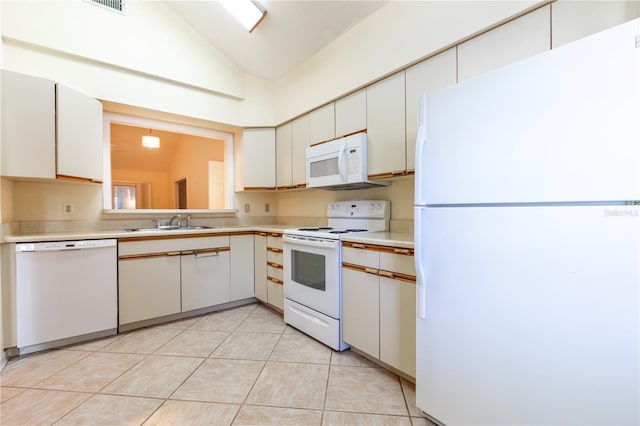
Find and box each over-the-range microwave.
[305,133,389,190]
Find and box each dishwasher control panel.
[16,239,117,252]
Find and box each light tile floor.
[0,303,430,425]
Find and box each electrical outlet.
[63,202,74,216]
[244,203,250,213]
[265,203,270,213]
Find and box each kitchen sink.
[126,225,215,232]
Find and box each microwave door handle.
[338,142,347,182]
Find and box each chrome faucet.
[168,215,181,227]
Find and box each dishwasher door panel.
[16,244,117,349]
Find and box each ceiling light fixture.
[219,0,266,33]
[142,129,160,148]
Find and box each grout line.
[2,302,412,425]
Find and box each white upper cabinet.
[457,5,551,82]
[309,102,335,144]
[243,128,276,189]
[276,122,293,189]
[405,48,457,172]
[1,70,56,179]
[291,114,310,188]
[551,0,640,48]
[56,83,104,182]
[366,71,406,178]
[1,70,103,182]
[335,89,366,138]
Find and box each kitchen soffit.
[164,0,388,81]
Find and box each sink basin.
[126,225,215,232]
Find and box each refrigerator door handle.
[414,94,427,205]
[415,207,427,319]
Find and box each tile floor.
[0,303,430,425]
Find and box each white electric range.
[282,200,390,351]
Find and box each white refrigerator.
[414,18,640,425]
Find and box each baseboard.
[0,349,8,372]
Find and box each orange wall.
[169,135,224,209]
[111,169,169,209]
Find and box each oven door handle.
[283,235,339,249]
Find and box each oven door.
[283,234,341,319]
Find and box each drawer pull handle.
[393,248,411,255]
[364,267,379,276]
[352,243,366,249]
[195,248,219,258]
[379,270,395,279]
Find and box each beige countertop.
[3,225,293,243]
[341,232,414,249]
[5,226,414,248]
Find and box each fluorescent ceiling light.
[219,0,266,33]
[142,134,160,148]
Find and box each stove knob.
[369,203,375,210]
[376,203,382,210]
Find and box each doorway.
[175,178,187,209]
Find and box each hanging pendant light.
[142,129,160,148]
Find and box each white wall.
[0,0,276,126]
[273,0,543,123]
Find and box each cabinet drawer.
[267,250,283,265]
[267,264,283,281]
[380,251,416,277]
[119,235,229,256]
[267,280,284,310]
[342,246,378,269]
[267,234,283,249]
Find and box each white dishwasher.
[15,239,118,354]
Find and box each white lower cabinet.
[342,242,416,377]
[118,235,231,326]
[118,253,182,325]
[342,267,380,357]
[254,232,268,302]
[181,247,230,311]
[266,232,284,310]
[252,231,284,310]
[230,233,255,301]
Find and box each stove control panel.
[327,200,390,219]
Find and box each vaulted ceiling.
[164,1,388,81]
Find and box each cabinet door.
[182,249,231,311]
[254,233,268,302]
[551,0,640,48]
[405,48,457,172]
[56,84,103,182]
[1,70,56,179]
[291,114,310,187]
[458,5,551,82]
[118,254,181,325]
[230,234,255,301]
[366,71,406,177]
[267,278,284,311]
[380,277,416,377]
[335,89,366,138]
[243,128,276,189]
[309,102,335,144]
[342,266,379,358]
[276,122,293,189]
